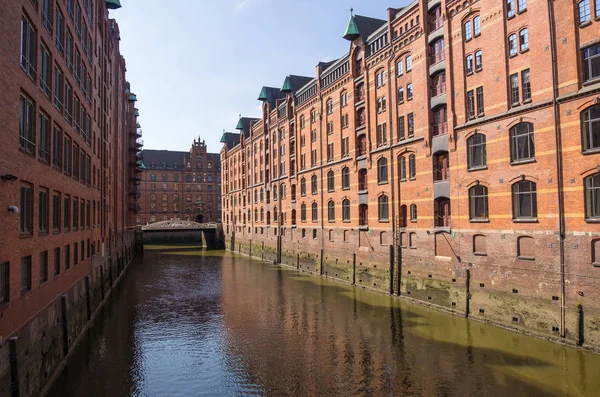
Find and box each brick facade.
[221,0,600,350]
[137,138,222,224]
[0,0,139,352]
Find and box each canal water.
[47,245,600,397]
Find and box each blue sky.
[114,0,404,153]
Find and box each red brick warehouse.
[0,0,142,394]
[220,0,600,350]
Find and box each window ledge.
[468,166,487,172]
[343,220,351,223]
[507,14,516,20]
[379,219,390,223]
[410,220,417,223]
[469,219,490,223]
[328,220,335,223]
[19,233,33,239]
[342,187,350,191]
[522,99,532,104]
[582,77,600,87]
[466,71,474,76]
[378,181,389,185]
[474,252,488,256]
[518,256,535,261]
[358,225,369,230]
[409,246,417,250]
[475,67,483,73]
[585,218,600,224]
[520,48,529,54]
[409,177,416,181]
[510,158,536,166]
[580,20,592,28]
[509,53,518,58]
[512,218,539,223]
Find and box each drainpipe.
[547,0,566,338]
[387,50,397,295]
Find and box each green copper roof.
[125,87,130,95]
[343,13,360,41]
[134,110,140,117]
[220,132,227,143]
[281,76,292,93]
[235,118,244,130]
[128,94,137,102]
[258,86,268,101]
[136,122,141,128]
[105,0,122,10]
[137,160,145,169]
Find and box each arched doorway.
[195,214,204,223]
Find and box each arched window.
[197,161,203,169]
[300,178,306,196]
[397,87,404,104]
[273,187,278,201]
[409,154,416,179]
[410,204,418,222]
[162,193,167,201]
[406,55,412,71]
[585,172,600,220]
[173,194,179,202]
[311,202,318,222]
[469,185,489,220]
[342,167,350,189]
[329,230,334,242]
[326,99,333,115]
[399,156,407,180]
[467,133,486,169]
[260,188,264,202]
[327,171,335,192]
[196,175,202,183]
[150,173,156,181]
[173,174,179,182]
[311,175,317,195]
[512,180,537,219]
[260,207,264,222]
[162,174,167,181]
[473,234,487,255]
[519,28,528,52]
[328,200,335,221]
[378,195,389,221]
[582,105,600,152]
[378,158,388,183]
[340,91,349,107]
[510,122,535,163]
[150,193,156,201]
[207,176,213,182]
[254,190,258,203]
[254,208,258,222]
[342,199,350,221]
[186,175,191,183]
[508,33,517,56]
[273,206,278,222]
[301,203,307,222]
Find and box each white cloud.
[236,0,259,12]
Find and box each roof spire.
[343,8,360,41]
[350,7,354,15]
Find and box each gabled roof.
[344,14,387,43]
[281,75,314,95]
[257,86,285,106]
[235,117,260,138]
[220,132,241,150]
[140,150,188,170]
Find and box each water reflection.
[47,246,600,397]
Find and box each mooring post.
[352,253,356,285]
[261,241,264,261]
[397,244,402,296]
[465,269,471,318]
[9,337,19,397]
[578,304,584,346]
[297,253,300,270]
[389,245,394,295]
[320,248,324,275]
[85,276,91,321]
[61,295,69,357]
[100,265,105,299]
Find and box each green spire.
[134,110,140,117]
[105,0,122,10]
[128,93,137,102]
[136,122,141,128]
[220,129,227,143]
[236,116,244,130]
[343,8,359,41]
[257,86,268,101]
[281,76,292,93]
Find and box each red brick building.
[137,138,222,224]
[0,0,140,384]
[221,1,600,349]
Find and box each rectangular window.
[73,198,78,230]
[40,45,52,97]
[21,18,36,79]
[20,183,33,235]
[74,242,78,265]
[397,60,403,76]
[39,188,49,233]
[0,262,9,306]
[64,244,70,270]
[342,137,349,157]
[521,69,531,102]
[38,112,51,163]
[474,16,481,36]
[582,44,600,82]
[39,251,48,284]
[518,0,527,12]
[407,113,414,138]
[520,29,529,52]
[508,34,517,56]
[466,54,473,74]
[52,192,61,232]
[21,256,32,294]
[52,126,63,170]
[464,21,472,41]
[467,90,475,119]
[55,9,64,54]
[579,0,591,24]
[65,83,73,122]
[54,66,64,110]
[19,96,35,154]
[475,50,483,71]
[66,31,73,71]
[507,0,515,18]
[398,116,405,141]
[476,87,484,116]
[406,84,413,101]
[53,247,60,276]
[64,135,71,175]
[64,195,70,231]
[510,73,520,105]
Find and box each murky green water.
[47,246,600,396]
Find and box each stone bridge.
[140,220,225,250]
